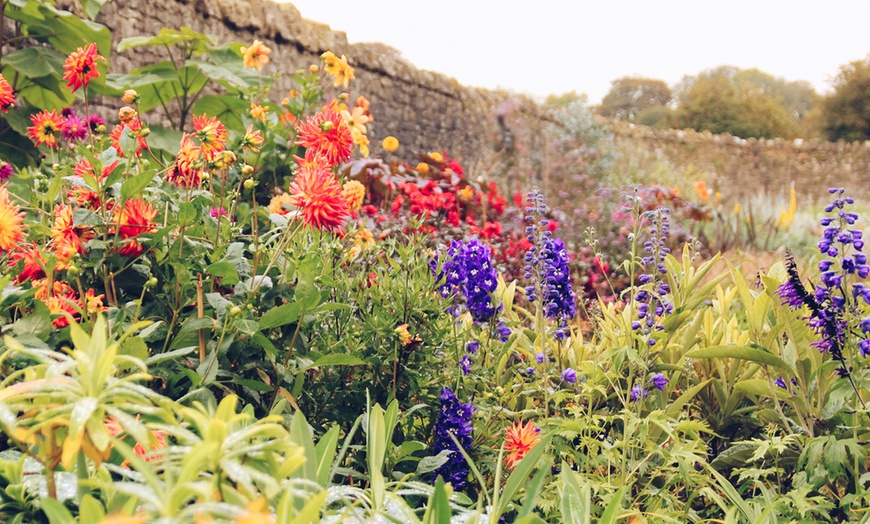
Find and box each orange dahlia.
[63,43,105,93]
[0,185,24,253]
[193,114,228,160]
[241,40,272,71]
[115,198,158,239]
[9,243,46,283]
[0,73,15,112]
[287,156,349,230]
[295,107,354,167]
[241,124,265,152]
[504,420,541,469]
[51,204,94,258]
[42,295,82,328]
[267,192,294,216]
[164,134,203,188]
[27,110,65,148]
[110,120,148,157]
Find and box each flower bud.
[139,126,151,137]
[229,306,242,317]
[146,277,158,288]
[241,164,254,177]
[67,264,80,276]
[122,89,139,104]
[96,124,107,133]
[309,64,319,73]
[244,179,256,190]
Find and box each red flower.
[63,43,104,92]
[504,420,541,469]
[164,134,203,188]
[0,73,15,112]
[287,156,350,230]
[27,110,65,148]
[296,107,354,167]
[110,121,148,157]
[9,243,46,284]
[192,114,228,160]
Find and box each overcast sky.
[280,0,870,104]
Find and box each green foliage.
[820,54,870,142]
[598,76,672,122]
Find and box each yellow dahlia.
[342,180,366,211]
[321,51,354,88]
[0,185,24,252]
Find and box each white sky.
[281,0,870,104]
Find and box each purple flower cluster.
[433,238,501,323]
[631,208,673,345]
[61,107,88,142]
[431,387,474,490]
[523,191,577,339]
[0,160,12,181]
[459,341,478,376]
[630,373,668,402]
[776,188,870,371]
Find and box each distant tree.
[598,77,672,121]
[820,56,870,142]
[673,66,802,139]
[545,90,587,108]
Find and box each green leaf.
[685,345,791,372]
[600,486,628,524]
[734,379,792,400]
[6,0,112,56]
[302,354,366,370]
[497,434,552,517]
[177,202,197,225]
[79,0,110,20]
[560,467,591,524]
[423,476,451,524]
[39,497,74,523]
[1,47,66,78]
[314,425,340,487]
[259,301,303,330]
[289,410,317,482]
[119,337,149,361]
[12,306,52,341]
[117,27,214,53]
[192,94,249,131]
[120,169,156,202]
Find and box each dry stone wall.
[56,0,870,200]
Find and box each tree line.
[547,55,870,142]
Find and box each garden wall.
[59,0,870,201]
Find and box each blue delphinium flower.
[432,238,501,323]
[561,368,577,384]
[776,188,870,385]
[432,387,474,490]
[630,384,648,402]
[459,354,472,376]
[465,341,479,354]
[632,207,673,345]
[649,373,668,391]
[523,190,577,339]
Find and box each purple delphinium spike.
[431,387,474,490]
[630,384,648,402]
[649,373,668,391]
[632,207,673,344]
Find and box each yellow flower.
[0,184,24,252]
[382,136,399,152]
[241,40,271,71]
[416,162,430,174]
[351,128,370,158]
[428,151,443,162]
[342,180,366,211]
[457,186,474,201]
[340,106,369,135]
[733,204,741,215]
[250,103,267,121]
[321,51,354,88]
[394,324,412,345]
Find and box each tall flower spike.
[431,387,474,489]
[631,207,673,345]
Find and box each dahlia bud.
[146,277,158,288]
[309,64,319,73]
[244,179,256,190]
[138,126,151,137]
[241,164,254,177]
[122,89,140,104]
[229,306,242,317]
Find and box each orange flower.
[250,104,267,121]
[84,289,107,314]
[42,295,82,328]
[193,114,228,160]
[381,136,399,152]
[51,204,94,259]
[241,124,265,152]
[27,110,64,148]
[321,51,354,88]
[110,121,148,157]
[504,420,541,469]
[295,107,353,167]
[287,156,349,230]
[267,192,294,216]
[115,198,158,240]
[0,184,24,252]
[8,243,46,283]
[694,180,710,202]
[342,180,366,211]
[118,106,138,124]
[33,279,77,301]
[241,40,272,71]
[0,73,15,112]
[62,43,105,93]
[165,134,203,188]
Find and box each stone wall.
[57,0,555,175]
[56,0,870,200]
